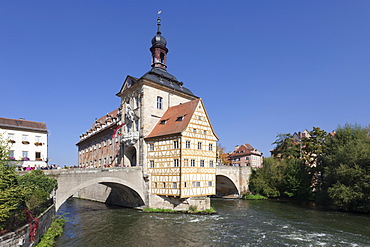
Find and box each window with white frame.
[8,133,15,141]
[173,182,177,189]
[149,144,154,151]
[8,150,14,158]
[200,160,205,167]
[191,159,195,167]
[35,136,41,143]
[184,159,188,167]
[173,141,179,149]
[22,135,28,141]
[157,96,163,109]
[22,151,28,158]
[192,181,201,187]
[208,181,213,186]
[198,142,202,150]
[174,159,179,167]
[209,160,214,167]
[209,143,213,151]
[186,141,190,148]
[150,160,154,168]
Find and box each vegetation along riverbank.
[248,124,370,213]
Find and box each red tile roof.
[0,117,47,133]
[145,99,200,139]
[89,109,119,130]
[228,143,260,158]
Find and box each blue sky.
[1,1,369,166]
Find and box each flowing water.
[55,198,370,247]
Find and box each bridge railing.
[17,166,142,175]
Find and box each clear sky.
[1,1,369,166]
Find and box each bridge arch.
[56,176,145,211]
[215,174,239,197]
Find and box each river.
[55,198,370,247]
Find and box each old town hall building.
[77,17,218,209]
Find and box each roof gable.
[145,99,200,139]
[116,76,138,96]
[229,144,261,158]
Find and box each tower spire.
[157,16,161,34]
[150,13,168,70]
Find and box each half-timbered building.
[145,98,218,198]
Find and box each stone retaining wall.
[0,204,55,247]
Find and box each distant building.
[0,117,48,168]
[293,129,310,140]
[76,110,121,168]
[228,144,263,168]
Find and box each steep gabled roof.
[145,99,200,139]
[229,143,262,158]
[116,76,139,96]
[0,117,47,133]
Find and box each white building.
[0,117,48,168]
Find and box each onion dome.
[151,17,167,47]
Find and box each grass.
[242,194,268,200]
[143,206,217,214]
[36,214,66,247]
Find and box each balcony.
[121,131,139,146]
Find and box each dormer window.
[176,116,184,121]
[160,120,167,125]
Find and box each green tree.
[319,124,370,212]
[301,127,328,166]
[281,159,313,199]
[0,134,26,231]
[271,133,300,159]
[0,134,58,231]
[18,170,57,209]
[249,157,284,197]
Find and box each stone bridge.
[45,165,251,211]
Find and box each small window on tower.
[157,96,163,109]
[160,52,165,63]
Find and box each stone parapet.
[0,204,55,247]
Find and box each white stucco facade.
[0,117,48,168]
